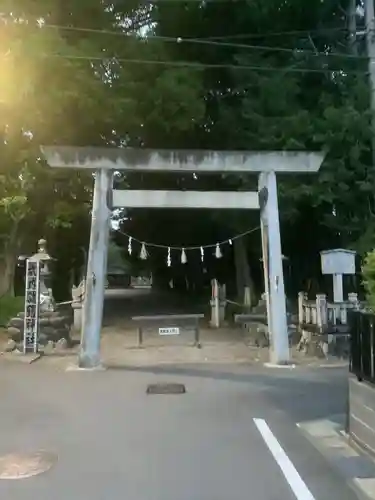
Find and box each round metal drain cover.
[147,383,186,395]
[0,451,57,479]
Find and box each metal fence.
[349,310,375,383]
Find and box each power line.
[172,36,364,60]
[41,53,367,75]
[40,23,367,61]
[204,27,350,40]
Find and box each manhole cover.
[0,451,57,479]
[146,383,186,395]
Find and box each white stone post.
[316,294,327,332]
[298,292,305,326]
[348,292,359,309]
[333,273,344,303]
[219,284,226,323]
[243,286,251,309]
[210,279,220,328]
[305,304,311,324]
[311,306,317,325]
[72,279,86,333]
[72,305,83,332]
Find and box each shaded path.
[103,288,209,327]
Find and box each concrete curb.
[263,362,296,369]
[65,364,107,372]
[306,361,349,369]
[0,352,43,364]
[297,416,375,499]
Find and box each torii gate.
[41,147,324,369]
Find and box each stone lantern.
[29,238,55,312]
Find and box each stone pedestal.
[7,308,73,350]
[71,279,85,333]
[72,304,83,333]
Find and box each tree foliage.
[362,249,375,310]
[0,0,373,298]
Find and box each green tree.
[0,0,205,295]
[362,249,375,310]
[120,0,372,296]
[107,240,130,274]
[2,0,373,301]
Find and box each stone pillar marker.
[22,238,55,353]
[71,279,86,333]
[7,238,73,353]
[29,238,55,312]
[320,249,356,303]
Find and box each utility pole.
[365,0,375,148]
[348,0,358,55]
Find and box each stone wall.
[348,374,375,456]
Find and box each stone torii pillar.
[259,172,289,364]
[78,169,112,369]
[40,146,324,369]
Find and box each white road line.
[253,418,316,500]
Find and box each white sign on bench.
[159,327,180,336]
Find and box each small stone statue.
[72,279,86,304]
[71,279,86,332]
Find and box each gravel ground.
[0,287,349,370]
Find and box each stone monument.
[6,238,73,352]
[30,238,55,312]
[320,249,356,303]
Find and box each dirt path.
[34,324,348,371]
[0,289,349,370]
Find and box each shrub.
[0,295,24,326]
[362,249,375,311]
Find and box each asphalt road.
[0,361,362,500]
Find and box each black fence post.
[349,310,375,384]
[371,316,375,380]
[345,375,350,434]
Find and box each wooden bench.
[131,314,205,348]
